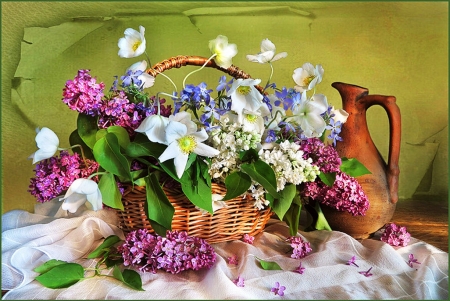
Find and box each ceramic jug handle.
[361,95,401,204]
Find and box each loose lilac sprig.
[233,275,245,287]
[408,254,421,268]
[359,267,373,277]
[287,236,312,259]
[380,223,411,247]
[271,282,286,296]
[118,229,216,274]
[228,254,239,265]
[346,255,359,267]
[294,262,305,274]
[242,234,255,244]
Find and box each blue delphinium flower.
[326,118,343,146]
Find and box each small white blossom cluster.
[243,183,270,210]
[259,141,320,191]
[208,118,261,181]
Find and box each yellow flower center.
[132,41,142,52]
[245,114,258,123]
[177,135,197,154]
[237,86,251,95]
[303,75,315,86]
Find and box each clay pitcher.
[320,82,401,239]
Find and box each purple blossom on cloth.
[118,229,216,274]
[408,254,421,268]
[271,282,286,296]
[380,223,411,247]
[359,267,373,277]
[346,255,359,267]
[233,275,245,287]
[28,151,99,203]
[302,170,370,216]
[62,69,105,116]
[288,236,312,259]
[294,262,306,274]
[242,234,255,244]
[227,254,239,265]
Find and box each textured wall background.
[1,1,448,213]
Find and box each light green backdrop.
[1,1,448,213]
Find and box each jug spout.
[331,82,369,103]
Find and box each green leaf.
[35,263,84,289]
[340,157,371,177]
[319,172,336,187]
[107,126,130,149]
[125,134,166,158]
[270,183,296,221]
[98,173,124,210]
[314,202,332,231]
[87,235,122,259]
[256,257,283,270]
[181,177,213,214]
[96,129,107,141]
[77,113,98,149]
[69,130,94,159]
[239,148,259,162]
[34,259,67,274]
[241,160,280,199]
[93,133,131,180]
[222,171,251,201]
[144,173,174,235]
[282,196,302,237]
[112,266,145,291]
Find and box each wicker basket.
[116,183,273,244]
[115,55,272,244]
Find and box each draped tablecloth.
[2,199,448,300]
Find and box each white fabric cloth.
[2,199,448,300]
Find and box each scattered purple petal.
[242,234,255,244]
[408,254,421,268]
[271,281,286,296]
[346,255,359,267]
[294,262,305,274]
[228,254,239,265]
[233,275,245,287]
[359,267,373,277]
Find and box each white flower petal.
[271,52,288,62]
[332,108,349,124]
[260,39,276,52]
[173,151,189,178]
[61,193,87,213]
[158,141,181,163]
[118,26,146,58]
[165,121,187,144]
[194,142,220,158]
[209,35,238,69]
[135,115,169,144]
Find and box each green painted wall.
[2,1,448,213]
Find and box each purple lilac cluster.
[288,235,312,259]
[380,223,411,247]
[298,138,341,173]
[118,229,216,274]
[28,151,99,203]
[303,171,370,216]
[62,69,105,116]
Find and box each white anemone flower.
[293,63,324,93]
[135,114,169,144]
[227,78,266,123]
[127,60,155,89]
[209,35,238,69]
[246,38,287,64]
[59,178,103,213]
[292,92,329,138]
[29,127,60,164]
[226,111,265,136]
[118,25,146,58]
[331,106,349,124]
[159,115,220,178]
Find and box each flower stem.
[67,144,88,166]
[264,62,274,92]
[182,54,217,89]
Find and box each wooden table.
[390,198,448,252]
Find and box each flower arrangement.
[28,25,372,238]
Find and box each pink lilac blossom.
[288,236,312,259]
[62,69,105,116]
[227,254,239,265]
[380,223,411,247]
[242,234,254,244]
[233,275,245,287]
[271,282,286,296]
[303,170,370,216]
[298,137,341,173]
[118,229,216,274]
[408,254,421,268]
[28,151,99,203]
[359,267,373,277]
[346,255,359,267]
[294,262,306,274]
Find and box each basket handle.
[146,55,264,93]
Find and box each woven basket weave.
[116,183,273,244]
[115,55,272,244]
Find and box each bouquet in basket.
[28,25,371,240]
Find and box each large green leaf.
[98,173,124,210]
[314,202,332,231]
[144,174,174,235]
[282,195,302,237]
[319,172,336,187]
[77,113,98,149]
[241,160,280,199]
[34,259,67,274]
[107,126,130,149]
[340,157,371,177]
[87,235,122,259]
[93,133,131,181]
[223,171,252,201]
[181,177,213,214]
[269,183,296,221]
[35,263,84,289]
[125,133,166,158]
[112,266,144,291]
[69,129,94,159]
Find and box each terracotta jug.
[320,82,401,239]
